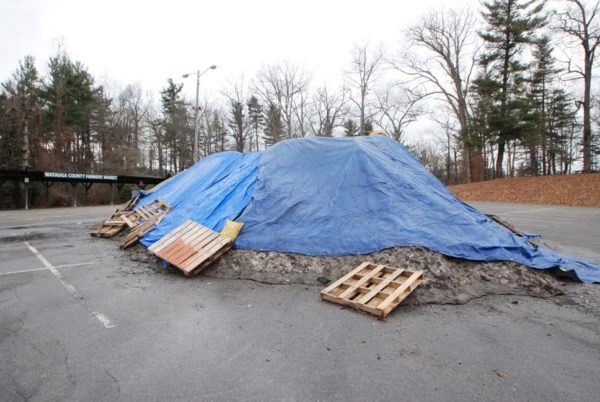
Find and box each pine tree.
[528,36,560,175]
[343,119,358,136]
[263,102,283,147]
[228,99,248,152]
[363,119,374,134]
[470,65,501,180]
[43,51,101,171]
[210,111,228,153]
[546,88,576,174]
[160,79,188,171]
[0,56,42,171]
[479,0,546,177]
[247,95,263,151]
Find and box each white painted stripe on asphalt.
[0,267,47,276]
[23,241,116,329]
[0,261,99,276]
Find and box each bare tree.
[374,85,424,143]
[394,8,479,180]
[254,62,311,140]
[556,0,600,172]
[120,83,151,170]
[347,43,385,134]
[309,85,350,136]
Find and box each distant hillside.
[449,173,600,207]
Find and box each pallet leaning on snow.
[148,220,232,277]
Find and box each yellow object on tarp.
[220,220,244,240]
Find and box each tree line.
[1,0,599,208]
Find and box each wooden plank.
[121,214,136,228]
[321,262,371,295]
[179,235,228,268]
[181,239,231,274]
[148,221,193,252]
[179,237,230,271]
[377,271,424,311]
[356,268,404,305]
[338,264,386,300]
[149,221,196,253]
[136,207,151,220]
[170,230,220,266]
[186,242,232,277]
[167,225,215,253]
[321,292,383,316]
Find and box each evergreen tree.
[228,99,248,152]
[545,88,576,174]
[160,79,189,171]
[247,95,263,151]
[343,119,358,136]
[470,65,500,179]
[211,111,228,152]
[363,119,374,134]
[0,56,42,171]
[528,36,560,175]
[479,0,546,177]
[43,51,101,171]
[263,102,283,146]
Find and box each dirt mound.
[129,245,564,305]
[449,173,600,207]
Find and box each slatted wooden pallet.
[121,194,141,212]
[90,221,126,238]
[148,220,232,277]
[90,196,167,238]
[321,262,424,318]
[119,214,166,249]
[90,203,135,238]
[121,199,171,230]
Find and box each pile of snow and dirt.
[127,243,563,305]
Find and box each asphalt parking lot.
[1,202,599,401]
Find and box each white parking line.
[0,261,99,276]
[23,241,116,329]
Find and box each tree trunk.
[496,140,505,178]
[582,59,593,172]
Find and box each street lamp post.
[183,64,217,163]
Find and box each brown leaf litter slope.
[449,173,600,207]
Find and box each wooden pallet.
[90,195,141,238]
[122,199,171,230]
[119,214,165,249]
[321,262,424,318]
[148,220,232,277]
[90,210,128,238]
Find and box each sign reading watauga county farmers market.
[44,172,118,181]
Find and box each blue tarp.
[139,135,600,283]
[139,151,260,246]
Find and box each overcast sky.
[1,0,477,143]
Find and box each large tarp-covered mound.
[138,135,600,283]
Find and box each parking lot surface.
[1,203,599,401]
